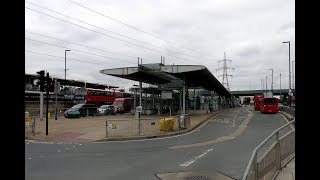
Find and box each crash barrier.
[242,120,295,180]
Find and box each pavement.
[25,108,228,143]
[26,106,292,180]
[274,157,295,180]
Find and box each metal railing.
[104,114,192,138]
[242,119,295,180]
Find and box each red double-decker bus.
[74,87,131,107]
[254,94,264,110]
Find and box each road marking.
[280,114,295,130]
[232,113,238,128]
[65,148,69,150]
[94,110,230,143]
[169,109,253,149]
[179,149,213,167]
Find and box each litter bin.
[160,118,174,131]
[178,114,190,129]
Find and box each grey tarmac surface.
[25,106,292,180]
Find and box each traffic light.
[36,70,45,92]
[47,78,54,92]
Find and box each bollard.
[106,120,108,139]
[32,117,35,136]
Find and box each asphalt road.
[25,106,291,180]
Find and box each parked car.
[64,103,97,118]
[98,105,116,115]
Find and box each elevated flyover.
[230,89,295,96]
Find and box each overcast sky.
[25,0,295,91]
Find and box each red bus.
[74,87,131,107]
[260,97,278,114]
[254,94,264,110]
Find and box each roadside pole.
[55,79,58,120]
[40,92,43,121]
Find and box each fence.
[105,114,191,138]
[242,119,295,180]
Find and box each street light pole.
[280,73,282,101]
[65,50,71,80]
[282,41,291,106]
[292,60,295,90]
[266,76,268,94]
[269,69,273,93]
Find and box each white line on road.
[232,114,238,128]
[280,114,295,130]
[232,109,241,127]
[179,148,213,167]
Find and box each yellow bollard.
[48,112,51,119]
[25,111,30,121]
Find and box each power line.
[66,0,211,57]
[26,50,104,65]
[26,1,204,61]
[25,37,138,64]
[25,6,202,65]
[26,30,137,59]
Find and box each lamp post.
[282,41,291,106]
[65,50,71,80]
[269,69,273,94]
[266,75,268,94]
[280,73,282,102]
[292,60,295,90]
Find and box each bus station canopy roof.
[100,63,232,97]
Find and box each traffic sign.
[136,106,142,112]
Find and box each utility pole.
[46,72,49,135]
[55,79,58,120]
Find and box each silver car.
[98,105,116,115]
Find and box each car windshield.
[70,104,83,109]
[113,102,123,106]
[99,105,109,109]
